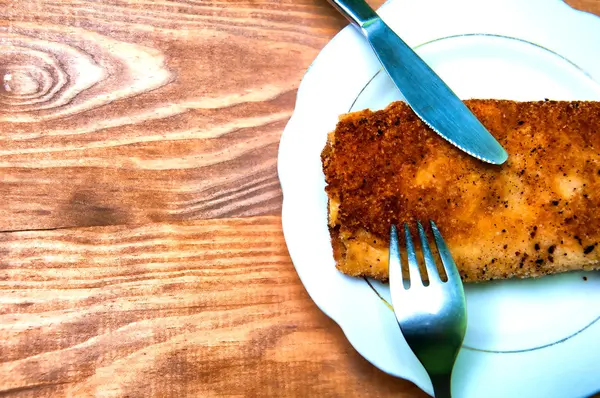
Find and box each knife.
[327,0,508,165]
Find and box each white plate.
[278,0,600,397]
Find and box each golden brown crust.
[322,100,600,282]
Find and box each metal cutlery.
[327,0,508,165]
[389,221,467,398]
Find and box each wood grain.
[1,0,599,397]
[0,216,424,397]
[0,0,363,232]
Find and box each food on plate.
[321,99,600,282]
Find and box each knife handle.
[327,0,378,28]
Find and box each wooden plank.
[0,0,364,232]
[0,216,424,397]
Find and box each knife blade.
[328,0,508,165]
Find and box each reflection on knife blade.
[328,0,509,165]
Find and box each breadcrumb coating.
[322,100,600,282]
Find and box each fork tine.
[416,221,442,283]
[403,223,422,286]
[430,221,461,283]
[388,224,403,288]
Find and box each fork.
[389,221,467,398]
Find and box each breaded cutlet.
[321,100,600,282]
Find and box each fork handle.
[326,0,378,28]
[431,374,452,398]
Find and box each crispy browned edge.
[321,100,600,282]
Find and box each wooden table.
[1,1,599,396]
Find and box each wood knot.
[0,23,172,122]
